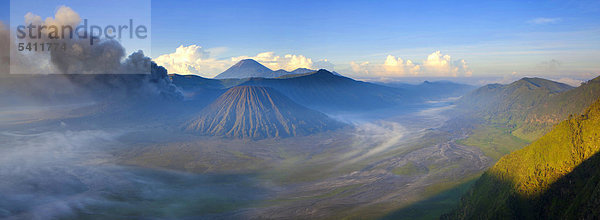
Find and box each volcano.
[214,59,276,79]
[184,85,343,139]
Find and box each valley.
[0,91,489,219]
[1,59,598,219]
[2,1,599,219]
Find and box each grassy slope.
[456,125,530,161]
[456,78,572,122]
[444,98,600,219]
[382,179,477,220]
[451,76,600,181]
[515,76,600,139]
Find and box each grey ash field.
[0,61,490,219]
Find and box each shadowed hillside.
[241,69,403,111]
[183,85,343,139]
[443,98,600,219]
[171,69,405,112]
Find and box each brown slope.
[184,86,343,139]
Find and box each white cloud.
[43,6,81,28]
[11,6,85,74]
[528,17,561,25]
[313,59,335,71]
[23,6,81,36]
[153,45,230,77]
[154,45,332,77]
[423,51,451,73]
[554,77,583,87]
[350,61,371,75]
[457,59,473,77]
[382,55,420,76]
[350,51,471,77]
[231,52,313,71]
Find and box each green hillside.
[454,76,600,166]
[515,76,600,139]
[455,78,572,133]
[443,98,600,219]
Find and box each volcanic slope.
[184,86,343,139]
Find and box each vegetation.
[456,77,572,124]
[518,76,600,139]
[444,98,600,219]
[456,76,600,141]
[456,125,530,161]
[383,179,477,220]
[392,161,429,176]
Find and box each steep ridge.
[183,86,343,139]
[169,74,247,104]
[454,77,570,140]
[455,77,572,122]
[170,70,404,112]
[240,69,403,111]
[455,76,600,140]
[444,98,600,219]
[518,76,600,137]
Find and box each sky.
[2,0,600,84]
[6,0,151,59]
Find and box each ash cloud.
[15,6,151,75]
[4,6,183,103]
[50,39,127,74]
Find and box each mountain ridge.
[240,69,404,111]
[455,77,579,140]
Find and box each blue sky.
[151,0,598,57]
[2,0,600,82]
[6,0,151,57]
[149,0,600,81]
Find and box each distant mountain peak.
[291,68,315,74]
[312,69,338,77]
[315,69,332,74]
[235,59,262,66]
[288,69,337,79]
[214,59,275,79]
[214,60,342,79]
[510,77,573,93]
[519,77,551,84]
